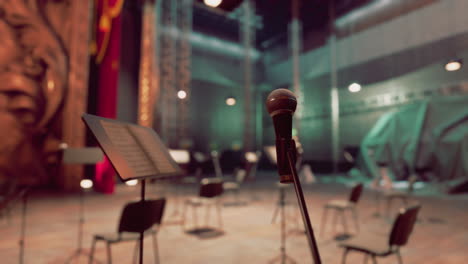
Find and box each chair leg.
[332,209,339,234]
[341,248,349,264]
[133,241,138,264]
[205,204,211,226]
[106,242,112,264]
[182,202,187,230]
[192,205,198,229]
[152,232,159,264]
[216,201,223,229]
[363,254,368,264]
[320,207,329,237]
[351,208,359,233]
[341,210,348,234]
[271,203,280,224]
[371,255,377,264]
[396,249,403,264]
[89,238,97,264]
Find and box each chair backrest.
[118,198,166,233]
[211,151,223,178]
[389,205,421,247]
[199,178,223,198]
[348,183,364,203]
[234,168,247,183]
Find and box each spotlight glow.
[348,82,361,93]
[204,0,222,7]
[445,60,462,72]
[226,97,236,106]
[177,90,187,99]
[80,179,93,189]
[245,152,258,163]
[125,179,138,186]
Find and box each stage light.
[226,97,236,106]
[348,82,361,93]
[445,59,462,72]
[245,152,258,163]
[204,0,222,7]
[177,90,187,99]
[125,179,138,186]
[80,179,93,189]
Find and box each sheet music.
[100,120,157,177]
[128,125,178,174]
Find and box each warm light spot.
[348,82,361,93]
[125,179,138,186]
[80,179,93,189]
[445,60,462,72]
[177,90,187,99]
[245,152,258,163]
[204,0,222,7]
[226,97,236,106]
[47,80,55,92]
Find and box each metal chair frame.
[320,183,363,236]
[89,198,166,264]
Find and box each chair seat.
[223,182,239,190]
[340,233,392,256]
[325,199,354,209]
[185,197,218,206]
[95,230,155,243]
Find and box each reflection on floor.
[1,171,467,264]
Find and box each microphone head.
[266,89,297,117]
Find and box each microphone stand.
[286,145,322,264]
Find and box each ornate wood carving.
[0,0,91,190]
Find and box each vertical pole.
[242,0,255,152]
[138,0,160,128]
[291,0,302,138]
[139,179,146,264]
[176,0,193,148]
[287,150,322,264]
[329,0,340,173]
[160,0,177,146]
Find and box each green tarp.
[358,95,468,182]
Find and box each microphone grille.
[266,89,297,116]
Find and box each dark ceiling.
[193,0,371,50]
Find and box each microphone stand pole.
[286,148,322,264]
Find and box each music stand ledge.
[82,114,182,264]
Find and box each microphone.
[266,89,297,183]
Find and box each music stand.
[265,146,299,264]
[82,114,182,264]
[62,147,103,263]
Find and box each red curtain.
[93,0,123,194]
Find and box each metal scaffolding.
[176,0,193,148]
[290,0,303,138]
[241,0,255,152]
[138,0,160,128]
[159,0,178,146]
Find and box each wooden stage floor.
[1,172,467,264]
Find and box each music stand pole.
[287,150,322,264]
[19,189,28,264]
[139,179,146,264]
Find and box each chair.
[384,175,418,217]
[89,198,166,264]
[340,205,421,264]
[222,168,247,205]
[320,183,363,236]
[0,178,19,223]
[182,178,224,230]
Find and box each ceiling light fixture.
[204,0,222,8]
[177,90,187,99]
[226,96,236,106]
[445,59,462,72]
[348,82,361,93]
